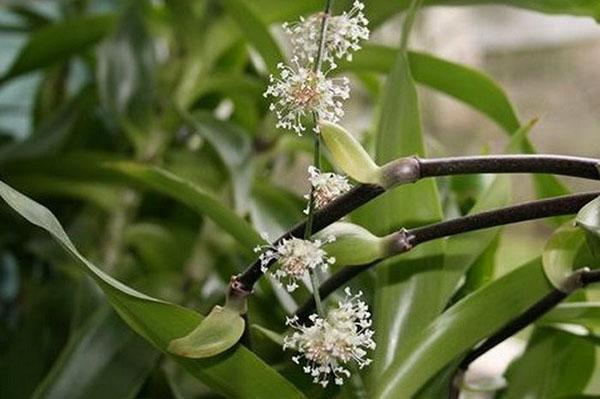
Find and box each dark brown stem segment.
[236,154,600,291]
[448,268,600,398]
[294,191,600,320]
[419,155,599,181]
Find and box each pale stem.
[305,0,334,317]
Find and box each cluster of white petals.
[283,288,375,387]
[304,165,352,214]
[283,1,369,68]
[263,59,349,135]
[254,236,336,292]
[262,2,376,387]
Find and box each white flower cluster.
[284,288,375,387]
[264,60,350,135]
[283,1,370,68]
[258,2,375,388]
[264,1,369,134]
[304,165,352,214]
[254,236,336,292]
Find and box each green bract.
[316,222,391,266]
[575,195,600,257]
[168,304,246,358]
[319,121,382,185]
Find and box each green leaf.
[542,223,587,289]
[576,195,600,257]
[182,111,254,214]
[439,176,511,304]
[518,136,571,227]
[32,308,159,399]
[0,179,305,399]
[338,46,520,133]
[168,305,245,359]
[340,44,569,216]
[539,302,600,330]
[355,3,447,388]
[124,223,194,272]
[454,0,600,21]
[221,0,285,74]
[6,174,121,211]
[376,258,554,398]
[251,324,284,347]
[500,328,595,398]
[253,0,600,27]
[455,235,500,298]
[1,14,116,83]
[0,89,90,163]
[250,180,304,238]
[106,162,263,256]
[96,6,157,152]
[438,118,537,304]
[0,280,74,399]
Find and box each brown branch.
[236,154,600,292]
[295,191,600,320]
[448,268,600,398]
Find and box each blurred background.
[0,1,598,398]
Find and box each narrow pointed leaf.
[542,223,587,289]
[339,45,569,213]
[183,112,254,214]
[539,302,600,330]
[106,162,264,255]
[251,324,284,346]
[32,308,159,399]
[355,4,446,387]
[254,0,600,26]
[221,0,284,74]
[339,46,520,133]
[376,259,554,398]
[1,14,116,83]
[500,328,595,398]
[0,179,305,399]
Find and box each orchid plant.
[0,0,599,398]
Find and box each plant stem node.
[380,156,421,189]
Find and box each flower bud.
[319,121,382,185]
[316,222,390,266]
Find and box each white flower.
[304,166,352,214]
[254,236,336,292]
[263,59,350,135]
[283,288,375,387]
[283,1,369,68]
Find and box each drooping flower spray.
[261,0,375,387]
